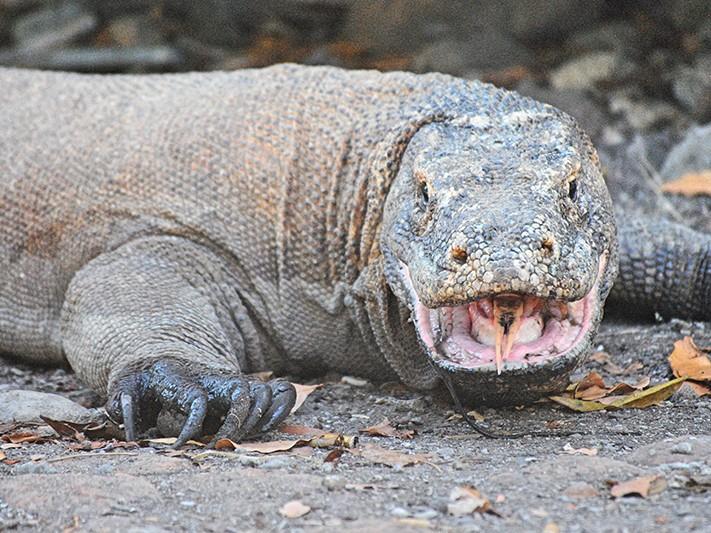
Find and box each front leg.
[60,236,295,446]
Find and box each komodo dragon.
[1,64,708,446]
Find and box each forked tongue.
[493,295,524,374]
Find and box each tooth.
[493,296,524,375]
[431,309,443,347]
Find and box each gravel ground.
[1,1,710,531]
[1,318,710,532]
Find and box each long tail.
[609,216,711,321]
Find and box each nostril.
[451,245,468,265]
[540,235,556,254]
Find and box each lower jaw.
[433,345,589,406]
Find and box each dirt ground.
[1,316,710,532]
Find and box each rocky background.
[1,1,711,532]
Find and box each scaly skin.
[0,64,707,442]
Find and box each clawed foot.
[106,358,296,447]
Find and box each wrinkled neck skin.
[377,114,619,405]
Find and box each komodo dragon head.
[380,106,618,406]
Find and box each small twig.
[46,452,139,462]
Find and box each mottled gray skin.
[0,64,707,442]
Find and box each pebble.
[13,461,58,475]
[390,506,411,518]
[671,442,693,455]
[260,456,291,470]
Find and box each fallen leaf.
[668,336,711,381]
[349,443,433,468]
[610,475,667,498]
[0,451,6,461]
[447,485,499,517]
[2,431,48,444]
[466,409,485,422]
[360,418,415,439]
[290,383,322,414]
[324,448,344,463]
[340,375,369,387]
[681,381,711,397]
[141,437,205,447]
[661,170,711,197]
[279,500,311,519]
[550,377,685,412]
[605,377,685,409]
[562,443,598,456]
[543,522,560,533]
[40,417,85,441]
[395,518,431,528]
[217,432,357,454]
[574,371,608,399]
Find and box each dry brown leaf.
[562,443,598,456]
[217,432,357,454]
[661,170,711,197]
[447,485,499,517]
[290,383,322,414]
[681,381,711,397]
[279,500,311,519]
[0,451,6,461]
[610,475,667,498]
[543,522,561,533]
[324,448,344,463]
[349,443,433,468]
[360,418,415,439]
[668,336,711,381]
[2,431,48,444]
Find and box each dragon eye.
[419,181,430,205]
[568,178,578,201]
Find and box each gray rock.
[342,0,604,55]
[106,15,166,47]
[550,52,620,91]
[11,1,97,51]
[660,124,711,181]
[507,0,605,42]
[516,80,608,139]
[13,461,58,475]
[671,442,694,455]
[672,54,711,121]
[608,92,679,131]
[0,389,97,425]
[626,436,711,466]
[567,21,641,54]
[413,32,532,76]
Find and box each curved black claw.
[106,357,295,447]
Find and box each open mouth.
[401,256,605,374]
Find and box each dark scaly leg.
[61,236,295,445]
[609,216,711,321]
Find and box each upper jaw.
[399,253,607,375]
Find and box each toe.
[253,380,296,434]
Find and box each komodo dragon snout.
[381,116,618,405]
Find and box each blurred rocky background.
[0,0,709,160]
